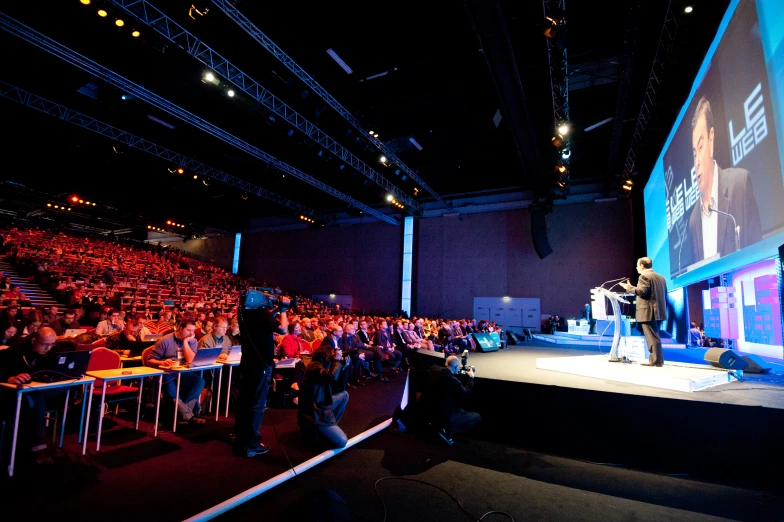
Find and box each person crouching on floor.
[298,345,350,448]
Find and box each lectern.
[591,287,631,362]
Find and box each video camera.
[458,349,475,375]
[242,287,297,313]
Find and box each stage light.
[204,72,215,82]
[97,9,107,17]
[193,175,198,179]
[227,89,235,97]
[558,124,569,135]
[386,194,394,201]
[560,148,571,160]
[147,225,151,229]
[80,0,91,5]
[177,168,184,174]
[115,19,125,27]
[132,30,140,37]
[92,202,96,206]
[503,296,510,301]
[684,6,693,14]
[67,208,72,211]
[78,199,83,203]
[556,165,567,174]
[85,201,91,205]
[54,205,59,209]
[551,135,562,148]
[368,130,374,135]
[623,183,632,191]
[166,220,171,225]
[373,133,379,138]
[72,196,78,202]
[121,95,127,100]
[47,203,52,207]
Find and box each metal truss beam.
[0,13,399,226]
[0,79,330,223]
[111,0,420,215]
[543,0,570,195]
[208,0,449,209]
[622,0,681,181]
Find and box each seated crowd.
[0,226,494,462]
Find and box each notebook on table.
[178,347,222,368]
[31,350,92,383]
[224,346,242,363]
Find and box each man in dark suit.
[620,257,668,366]
[687,96,762,263]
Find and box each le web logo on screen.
[729,83,768,166]
[666,82,768,230]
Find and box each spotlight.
[121,95,127,100]
[204,72,215,82]
[193,175,198,179]
[92,202,96,206]
[147,225,151,229]
[684,6,693,14]
[131,30,140,37]
[368,130,374,135]
[379,156,388,165]
[80,0,91,4]
[85,201,91,205]
[167,220,171,225]
[115,19,125,27]
[551,135,563,148]
[623,183,632,191]
[227,89,235,97]
[97,9,107,17]
[78,199,84,203]
[177,168,184,174]
[47,203,52,207]
[373,133,379,138]
[557,124,569,135]
[54,205,59,209]
[67,208,71,211]
[560,148,571,160]
[386,194,394,201]
[72,196,78,202]
[556,164,567,174]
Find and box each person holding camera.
[426,355,481,442]
[233,295,289,458]
[298,344,350,449]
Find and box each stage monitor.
[644,0,784,289]
[472,333,499,352]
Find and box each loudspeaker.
[506,331,521,345]
[741,354,772,374]
[411,348,446,371]
[472,333,499,352]
[531,207,553,259]
[704,348,749,370]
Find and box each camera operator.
[426,354,481,442]
[298,345,350,449]
[232,295,289,458]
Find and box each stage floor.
[470,340,784,410]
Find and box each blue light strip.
[401,217,414,316]
[232,233,241,274]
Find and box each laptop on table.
[178,347,222,368]
[31,350,92,383]
[224,346,242,363]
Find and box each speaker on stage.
[741,354,772,374]
[506,331,521,345]
[704,348,749,370]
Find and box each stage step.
[0,261,65,309]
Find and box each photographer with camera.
[426,352,481,444]
[232,291,289,458]
[298,344,350,449]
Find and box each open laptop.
[224,346,242,363]
[64,328,87,338]
[179,347,222,368]
[143,334,163,342]
[31,350,92,383]
[123,340,156,357]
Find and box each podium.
[591,287,631,362]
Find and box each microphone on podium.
[708,205,740,252]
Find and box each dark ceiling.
[0,0,729,234]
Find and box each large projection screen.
[644,0,784,290]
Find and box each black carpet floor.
[217,426,784,522]
[1,371,407,521]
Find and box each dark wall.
[241,222,402,313]
[161,236,236,271]
[416,201,634,318]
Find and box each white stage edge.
[532,333,686,349]
[536,355,739,392]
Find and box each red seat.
[87,348,139,396]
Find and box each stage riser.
[536,355,737,392]
[471,378,784,489]
[533,334,685,349]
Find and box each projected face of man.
[692,108,715,209]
